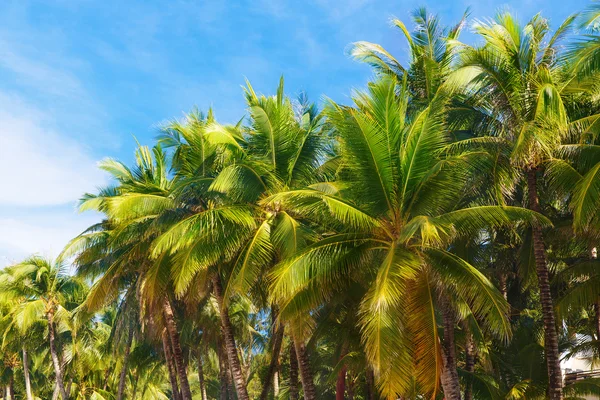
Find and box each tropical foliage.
[5,5,600,400]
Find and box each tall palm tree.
[450,12,590,399]
[351,7,468,108]
[152,78,327,400]
[265,76,548,399]
[64,144,195,400]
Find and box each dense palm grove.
[7,6,600,400]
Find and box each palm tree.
[450,12,593,399]
[152,78,327,399]
[0,299,37,400]
[64,144,195,400]
[0,257,86,399]
[351,7,468,108]
[265,76,547,398]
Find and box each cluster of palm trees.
[4,6,600,400]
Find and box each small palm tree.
[0,257,86,399]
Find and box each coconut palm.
[0,257,87,399]
[264,75,548,399]
[446,11,598,398]
[64,143,197,400]
[8,5,600,399]
[152,78,327,400]
[350,7,468,108]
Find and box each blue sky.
[0,0,590,264]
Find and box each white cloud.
[0,209,101,267]
[0,92,107,206]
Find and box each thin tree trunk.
[293,336,317,400]
[196,350,207,400]
[259,306,285,400]
[212,274,250,400]
[117,325,135,400]
[7,376,14,400]
[65,378,73,399]
[102,366,112,391]
[365,368,375,400]
[595,302,600,342]
[336,365,347,400]
[218,344,228,400]
[526,169,563,400]
[163,297,193,400]
[336,342,349,400]
[463,325,476,400]
[586,247,600,354]
[273,368,280,398]
[440,305,461,400]
[47,313,68,400]
[23,347,33,400]
[162,329,182,400]
[289,341,299,400]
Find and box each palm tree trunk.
[212,274,250,400]
[22,347,33,400]
[117,325,134,400]
[463,325,476,400]
[526,169,563,400]
[163,297,193,400]
[336,342,349,400]
[227,363,236,400]
[218,344,229,400]
[102,366,112,391]
[65,378,73,399]
[293,336,317,400]
[7,375,14,400]
[259,306,285,400]
[47,313,68,400]
[196,349,207,400]
[594,302,600,341]
[274,368,280,397]
[592,249,600,343]
[162,329,182,400]
[289,341,299,400]
[440,305,461,400]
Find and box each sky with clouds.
[0,0,590,265]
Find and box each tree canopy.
[5,5,600,400]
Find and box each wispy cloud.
[0,92,107,206]
[0,209,101,266]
